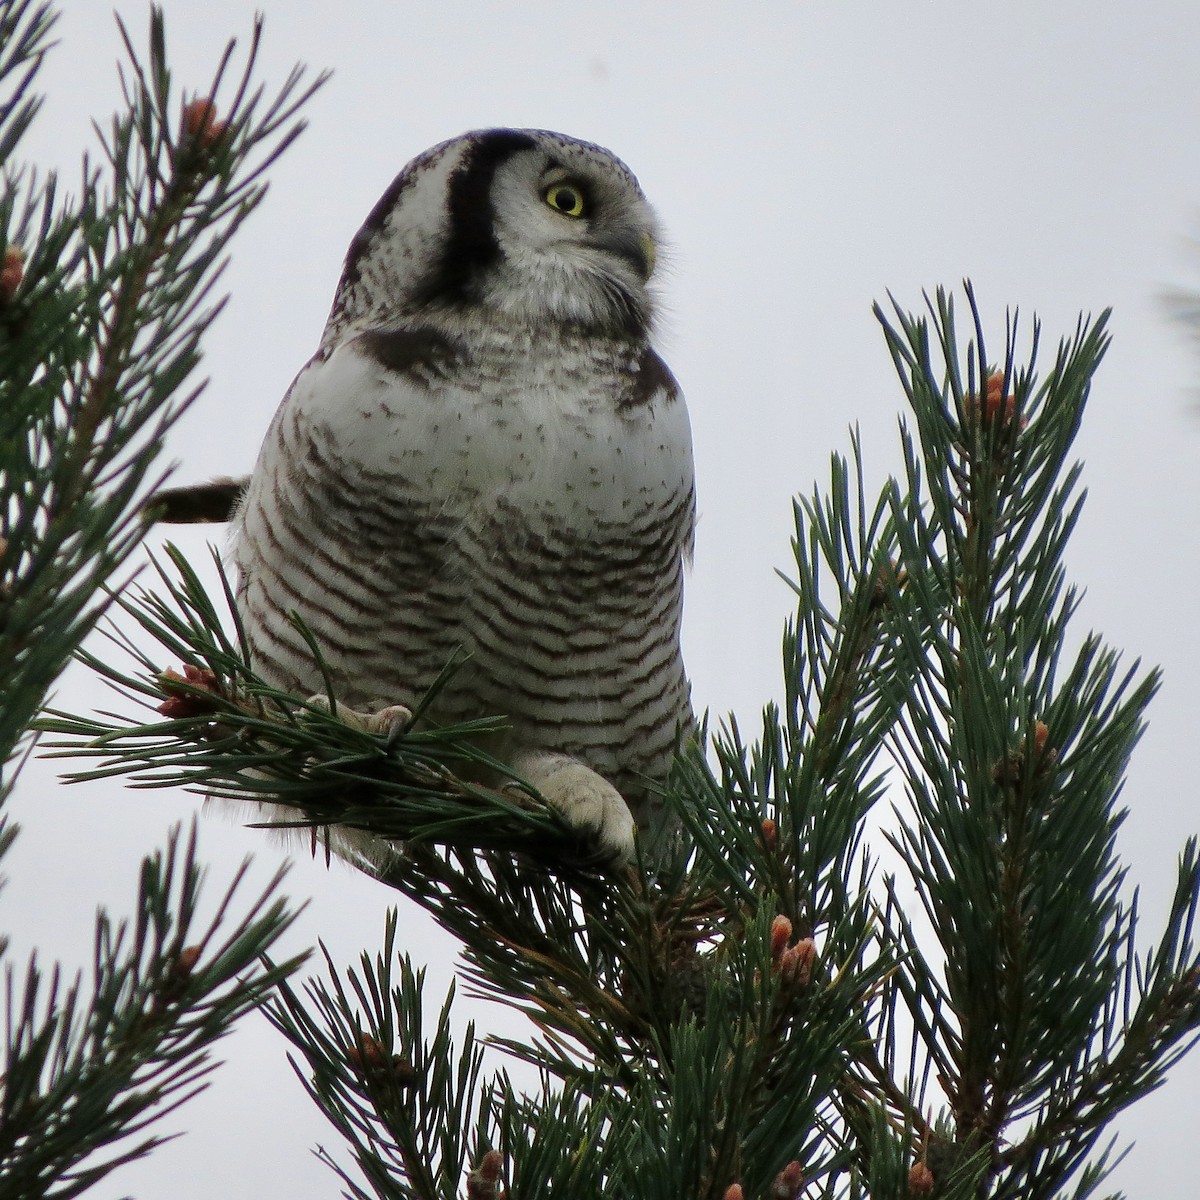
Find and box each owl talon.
[306,695,413,739]
[507,748,637,865]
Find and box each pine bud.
[156,944,203,1006]
[769,1160,804,1199]
[770,914,793,964]
[870,559,908,609]
[761,817,778,852]
[907,1162,934,1196]
[346,1036,388,1072]
[176,945,201,973]
[180,97,227,149]
[991,719,1057,785]
[346,1037,417,1087]
[722,1185,744,1200]
[1032,720,1051,758]
[467,1150,505,1200]
[157,663,222,718]
[779,937,817,989]
[1,245,24,302]
[965,370,1025,431]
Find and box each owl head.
[325,129,662,345]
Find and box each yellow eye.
[544,182,587,218]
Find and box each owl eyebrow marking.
[414,129,538,307]
[541,158,587,187]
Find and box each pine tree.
[0,4,322,1194]
[51,293,1200,1196]
[10,6,1200,1200]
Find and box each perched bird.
[230,128,696,862]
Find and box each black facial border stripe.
[414,129,538,307]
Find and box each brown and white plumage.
[233,129,695,861]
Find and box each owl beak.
[600,229,656,280]
[640,232,657,279]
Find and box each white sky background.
[5,1,1200,1195]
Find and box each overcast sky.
[6,2,1200,1197]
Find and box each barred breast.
[233,318,695,832]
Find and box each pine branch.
[268,921,493,1200]
[0,4,322,1194]
[873,286,1200,1197]
[39,247,1200,1200]
[45,535,900,1192]
[0,823,304,1199]
[0,0,326,777]
[38,545,606,870]
[268,903,875,1200]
